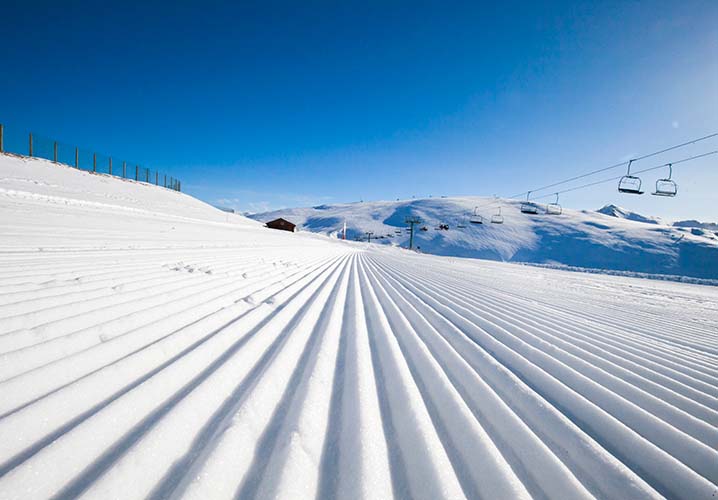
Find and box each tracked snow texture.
[0,154,717,500]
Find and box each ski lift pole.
[405,216,421,250]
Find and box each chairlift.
[470,207,484,224]
[546,192,562,215]
[491,206,504,224]
[618,159,644,194]
[520,191,539,214]
[652,163,678,197]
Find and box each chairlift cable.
[529,150,717,200]
[513,132,717,199]
[460,134,717,217]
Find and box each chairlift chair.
[520,191,539,214]
[618,159,644,194]
[491,206,504,224]
[546,192,562,215]
[652,163,678,197]
[470,207,483,224]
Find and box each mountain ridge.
[250,197,718,280]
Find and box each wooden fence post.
[0,124,4,152]
[123,161,126,178]
[53,142,58,162]
[29,133,33,157]
[75,147,79,168]
[135,165,139,181]
[164,174,166,187]
[109,157,112,175]
[93,153,96,172]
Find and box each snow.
[0,154,717,499]
[250,198,718,280]
[673,219,718,231]
[596,204,663,224]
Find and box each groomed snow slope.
[1,154,717,499]
[250,198,718,281]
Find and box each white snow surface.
[250,198,718,281]
[1,154,717,499]
[596,204,664,225]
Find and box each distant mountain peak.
[672,219,718,230]
[596,204,661,225]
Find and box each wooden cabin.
[265,218,296,232]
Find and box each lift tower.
[404,216,422,250]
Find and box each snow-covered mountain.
[597,205,718,232]
[673,219,718,231]
[2,153,717,498]
[596,204,663,224]
[250,197,718,280]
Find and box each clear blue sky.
[1,1,716,219]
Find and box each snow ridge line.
[368,255,718,419]
[0,243,716,498]
[364,253,718,496]
[0,253,338,417]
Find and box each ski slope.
[1,154,717,499]
[251,197,718,281]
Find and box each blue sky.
[1,1,716,219]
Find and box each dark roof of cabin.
[266,217,295,225]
